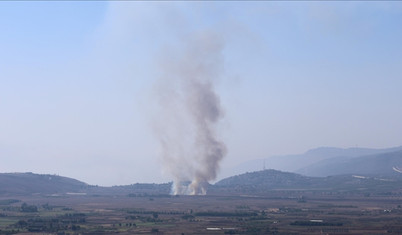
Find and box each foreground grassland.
[1,191,402,234]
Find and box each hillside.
[216,169,318,188]
[2,168,402,197]
[0,172,88,196]
[296,150,402,177]
[214,169,402,194]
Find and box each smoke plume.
[155,31,226,195]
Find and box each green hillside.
[214,169,402,194]
[0,172,88,195]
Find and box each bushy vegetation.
[14,213,86,232]
[20,203,37,213]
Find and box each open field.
[1,191,402,235]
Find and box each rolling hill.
[214,169,402,194]
[0,172,172,196]
[2,164,402,197]
[0,172,88,195]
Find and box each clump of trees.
[21,203,38,212]
[13,213,87,232]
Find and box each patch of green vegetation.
[20,203,38,213]
[8,212,87,233]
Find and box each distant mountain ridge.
[297,150,402,177]
[219,145,402,179]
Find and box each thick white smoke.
[155,31,226,195]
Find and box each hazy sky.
[1,2,402,186]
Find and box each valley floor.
[1,191,402,234]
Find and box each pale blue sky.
[1,2,402,185]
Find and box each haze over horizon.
[1,2,402,186]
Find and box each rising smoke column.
[155,31,226,195]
